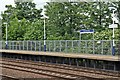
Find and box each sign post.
[80,29,94,40]
[109,9,118,56]
[80,29,95,54]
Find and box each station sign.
[80,29,94,34]
[109,24,118,28]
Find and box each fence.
[0,40,119,55]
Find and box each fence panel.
[1,40,119,55]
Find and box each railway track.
[1,58,119,77]
[0,75,18,80]
[0,61,95,80]
[0,58,119,80]
[4,58,119,77]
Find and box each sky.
[0,0,119,13]
[0,0,49,17]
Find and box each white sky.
[0,0,119,13]
[0,0,49,15]
[0,0,15,13]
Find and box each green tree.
[1,1,120,40]
[1,1,43,40]
[24,19,44,40]
[7,17,29,40]
[15,2,42,21]
[44,2,112,40]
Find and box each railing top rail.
[0,40,120,41]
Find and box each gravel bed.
[1,67,54,79]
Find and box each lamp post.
[108,7,118,56]
[44,16,46,52]
[42,15,48,52]
[3,22,8,49]
[112,10,117,56]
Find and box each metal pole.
[112,10,115,56]
[93,40,94,54]
[44,17,46,52]
[93,32,94,54]
[6,24,8,49]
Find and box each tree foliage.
[24,19,44,40]
[1,1,43,40]
[1,1,120,40]
[44,2,120,40]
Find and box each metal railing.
[0,40,119,55]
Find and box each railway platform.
[0,49,120,72]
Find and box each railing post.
[72,40,73,53]
[27,41,28,51]
[19,41,21,50]
[16,41,17,50]
[78,40,80,53]
[60,40,61,52]
[12,41,14,50]
[54,40,56,52]
[48,40,50,52]
[85,40,87,54]
[93,40,95,54]
[65,40,67,53]
[35,41,36,51]
[101,40,103,54]
[0,41,1,49]
[31,41,32,51]
[39,41,41,51]
[110,40,113,55]
[23,41,24,50]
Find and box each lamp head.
[108,7,117,11]
[3,22,7,25]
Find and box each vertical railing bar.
[39,41,40,51]
[16,41,17,50]
[35,41,36,51]
[110,40,112,55]
[12,41,14,50]
[27,41,28,51]
[11,41,13,50]
[72,40,73,53]
[48,41,50,52]
[10,41,12,50]
[101,40,103,55]
[85,40,87,54]
[19,41,21,50]
[23,41,24,50]
[31,41,32,51]
[66,40,67,53]
[79,40,80,53]
[54,40,56,52]
[93,40,95,54]
[60,40,61,52]
[13,41,15,50]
